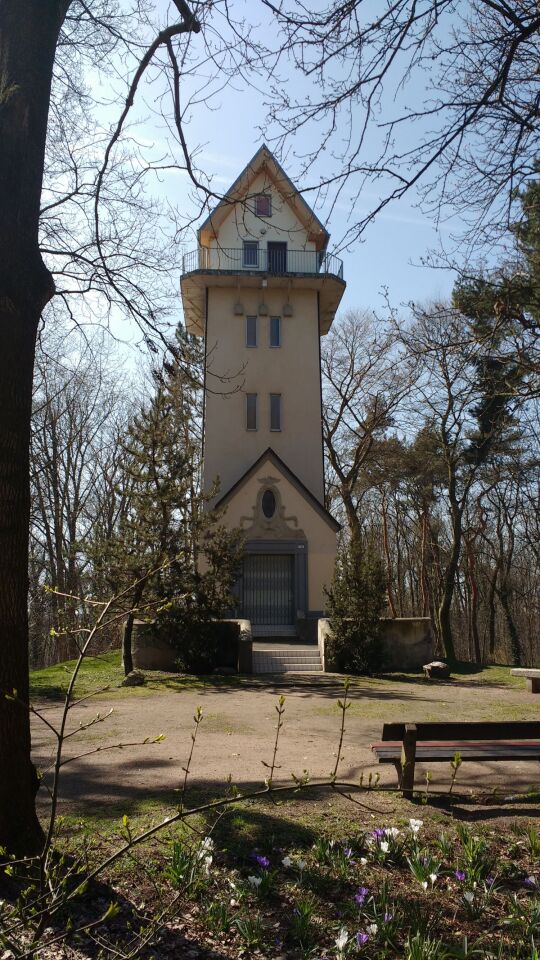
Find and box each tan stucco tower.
[181,146,345,637]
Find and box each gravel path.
[30,673,540,817]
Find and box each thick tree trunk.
[0,0,67,854]
[380,491,397,617]
[487,561,499,658]
[437,479,462,663]
[122,615,135,676]
[465,535,482,663]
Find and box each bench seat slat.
[372,740,540,762]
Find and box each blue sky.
[90,0,465,343]
[129,0,461,326]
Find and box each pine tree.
[325,540,387,674]
[91,326,244,673]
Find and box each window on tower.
[246,393,257,430]
[255,194,272,217]
[269,316,281,347]
[246,316,257,347]
[270,393,281,431]
[243,241,259,268]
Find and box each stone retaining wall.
[130,619,252,673]
[318,617,433,672]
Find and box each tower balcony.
[181,246,346,336]
[182,246,344,279]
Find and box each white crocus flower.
[429,873,437,884]
[297,858,307,871]
[367,923,378,935]
[464,891,475,904]
[282,856,292,868]
[335,927,348,953]
[248,875,262,889]
[384,827,400,839]
[409,818,423,834]
[421,880,428,890]
[380,841,389,853]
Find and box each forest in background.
[29,180,539,670]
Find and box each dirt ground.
[31,672,540,820]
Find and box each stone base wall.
[318,617,433,672]
[379,617,433,670]
[131,621,177,671]
[130,619,252,673]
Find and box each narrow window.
[246,393,257,430]
[243,241,259,268]
[255,194,272,217]
[269,316,281,348]
[270,393,281,431]
[246,316,257,347]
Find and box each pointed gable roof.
[213,447,341,532]
[198,145,330,252]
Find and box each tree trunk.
[341,484,362,547]
[122,615,135,676]
[0,0,67,854]
[487,561,499,658]
[419,508,430,617]
[381,491,397,617]
[437,479,462,663]
[465,535,482,663]
[122,582,145,676]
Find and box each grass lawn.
[29,649,522,702]
[29,649,240,700]
[20,652,540,958]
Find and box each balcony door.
[267,242,287,273]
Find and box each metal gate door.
[242,554,295,632]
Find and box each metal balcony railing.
[182,246,344,280]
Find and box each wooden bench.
[511,669,540,694]
[371,721,540,799]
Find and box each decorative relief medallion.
[240,476,306,539]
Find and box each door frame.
[242,539,307,620]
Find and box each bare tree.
[30,329,130,666]
[263,0,540,246]
[321,311,412,545]
[396,300,527,659]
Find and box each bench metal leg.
[527,678,540,694]
[401,724,417,800]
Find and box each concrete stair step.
[252,647,323,674]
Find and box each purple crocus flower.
[486,876,495,887]
[356,932,369,946]
[372,828,385,839]
[384,912,393,923]
[343,846,354,858]
[255,854,270,869]
[355,886,369,905]
[455,870,466,882]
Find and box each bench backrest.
[381,721,540,742]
